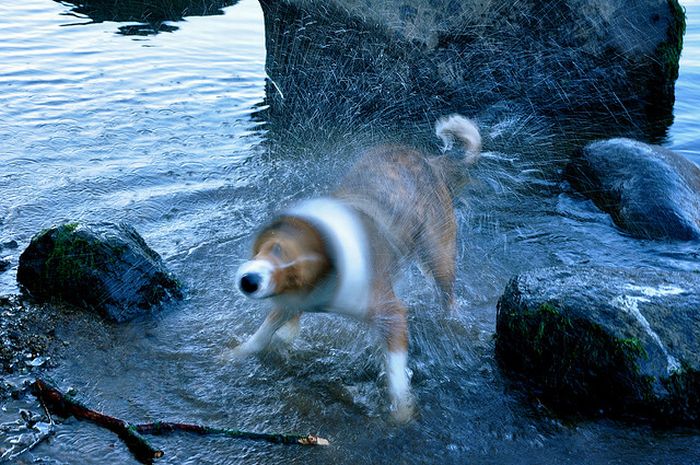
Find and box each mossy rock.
[17,222,182,322]
[496,267,700,425]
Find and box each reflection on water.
[0,0,699,464]
[57,0,238,35]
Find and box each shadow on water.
[56,0,238,35]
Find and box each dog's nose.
[239,273,262,295]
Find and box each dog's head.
[236,216,331,299]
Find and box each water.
[1,0,700,463]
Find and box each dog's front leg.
[272,312,301,345]
[373,299,415,423]
[231,307,297,356]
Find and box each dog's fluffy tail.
[435,114,481,166]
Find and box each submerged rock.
[17,222,182,322]
[496,267,700,424]
[565,138,700,240]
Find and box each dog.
[232,115,481,422]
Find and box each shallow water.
[1,0,700,464]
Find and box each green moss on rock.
[495,267,700,425]
[497,296,652,412]
[44,225,97,285]
[18,222,182,322]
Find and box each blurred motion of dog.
[231,114,481,422]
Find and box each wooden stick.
[32,379,163,464]
[135,422,330,446]
[31,378,328,464]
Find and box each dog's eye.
[271,243,283,257]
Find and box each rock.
[260,0,684,132]
[565,138,700,240]
[496,267,700,424]
[17,222,182,322]
[0,259,10,273]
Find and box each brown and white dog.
[232,115,481,421]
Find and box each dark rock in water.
[17,222,182,322]
[260,0,684,136]
[496,267,700,424]
[565,138,700,240]
[0,259,10,273]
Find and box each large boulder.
[565,138,700,240]
[259,0,684,133]
[17,222,182,322]
[496,267,700,424]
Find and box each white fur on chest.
[285,197,371,319]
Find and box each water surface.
[1,0,699,464]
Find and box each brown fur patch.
[252,217,332,295]
[335,144,458,308]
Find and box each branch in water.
[32,379,163,463]
[30,378,328,464]
[135,422,330,446]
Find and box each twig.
[31,378,328,464]
[39,392,56,427]
[135,422,329,446]
[32,379,163,464]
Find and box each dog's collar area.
[284,197,371,318]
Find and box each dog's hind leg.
[417,214,457,311]
[371,292,415,422]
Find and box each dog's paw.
[390,394,416,424]
[219,342,256,363]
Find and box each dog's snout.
[239,273,262,295]
[236,260,274,299]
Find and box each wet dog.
[232,115,481,421]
